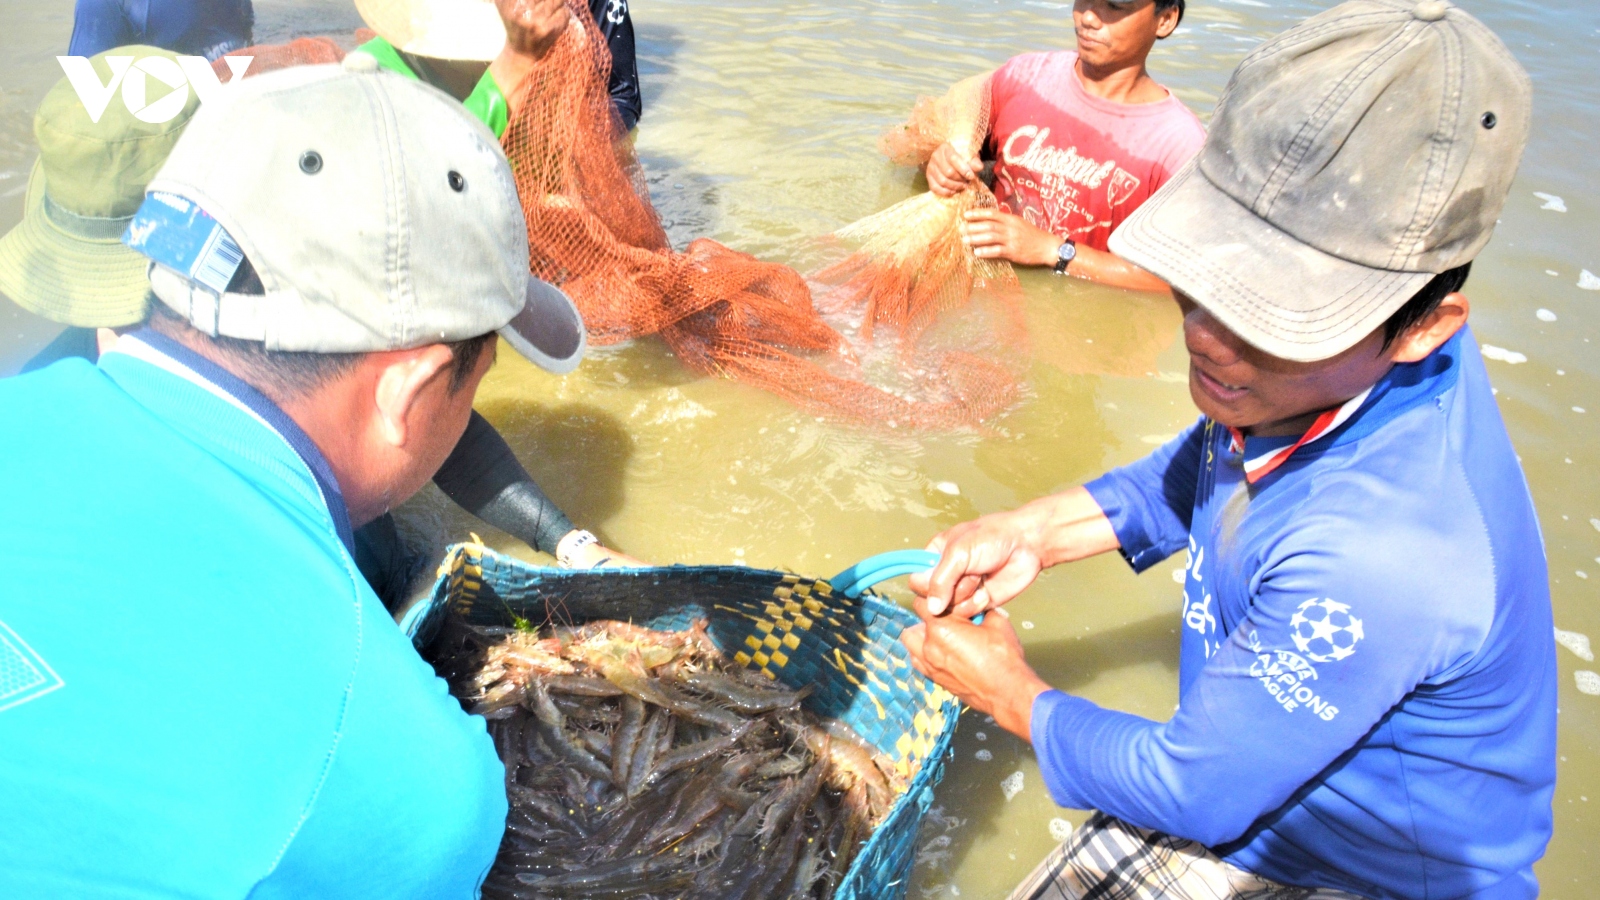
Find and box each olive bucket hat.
[0,46,202,328]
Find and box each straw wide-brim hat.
[355,0,508,62]
[0,162,150,328]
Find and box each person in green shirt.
[354,0,573,138]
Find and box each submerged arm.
[433,411,575,554]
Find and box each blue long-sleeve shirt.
[1036,328,1556,899]
[69,0,255,61]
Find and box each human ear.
[1155,3,1181,38]
[372,345,457,447]
[1390,292,1470,364]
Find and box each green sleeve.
[355,37,507,139]
[463,73,509,140]
[356,37,419,80]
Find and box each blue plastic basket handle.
[830,549,941,599]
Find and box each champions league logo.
[1288,598,1365,663]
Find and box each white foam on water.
[1576,671,1600,696]
[1537,308,1558,322]
[1533,192,1568,212]
[1021,620,1035,630]
[1575,407,1587,414]
[1590,518,1600,533]
[975,749,993,762]
[1547,270,1560,276]
[1172,568,1186,583]
[1555,628,1594,662]
[1001,770,1024,801]
[1576,571,1588,579]
[1579,270,1600,291]
[934,481,960,496]
[1480,345,1528,364]
[1049,818,1074,841]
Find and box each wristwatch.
[1053,239,1077,275]
[555,529,599,568]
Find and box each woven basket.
[405,542,960,900]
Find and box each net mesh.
[219,7,1025,429]
[214,35,356,79]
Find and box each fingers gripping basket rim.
[408,542,963,900]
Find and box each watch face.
[1058,242,1076,263]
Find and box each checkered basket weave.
[404,542,961,900]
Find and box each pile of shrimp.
[432,619,907,900]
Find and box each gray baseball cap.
[135,52,585,373]
[1109,0,1531,362]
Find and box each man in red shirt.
[928,0,1204,291]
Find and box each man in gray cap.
[2,45,637,613]
[0,58,585,896]
[902,2,1555,898]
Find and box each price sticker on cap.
[123,191,244,294]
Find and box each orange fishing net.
[214,35,355,79]
[220,7,1026,429]
[818,74,1022,348]
[504,2,1024,427]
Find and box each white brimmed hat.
[130,54,585,373]
[354,0,507,62]
[1109,0,1531,362]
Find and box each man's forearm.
[1015,485,1122,567]
[1065,244,1171,292]
[432,411,575,554]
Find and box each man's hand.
[496,0,570,61]
[902,600,1051,741]
[594,546,646,568]
[910,507,1049,618]
[959,207,1062,267]
[926,142,981,197]
[909,487,1122,617]
[565,541,646,570]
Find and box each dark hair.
[1381,262,1472,350]
[146,254,497,401]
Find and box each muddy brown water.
[2,0,1596,894]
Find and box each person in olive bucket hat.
[903,2,1555,898]
[0,46,199,371]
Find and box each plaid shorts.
[1007,812,1366,900]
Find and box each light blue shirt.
[1036,328,1556,899]
[0,330,506,898]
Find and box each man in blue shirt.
[0,57,589,896]
[70,0,255,61]
[903,2,1554,898]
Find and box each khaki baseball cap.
[134,53,585,373]
[1109,0,1531,362]
[354,0,507,62]
[0,46,199,328]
